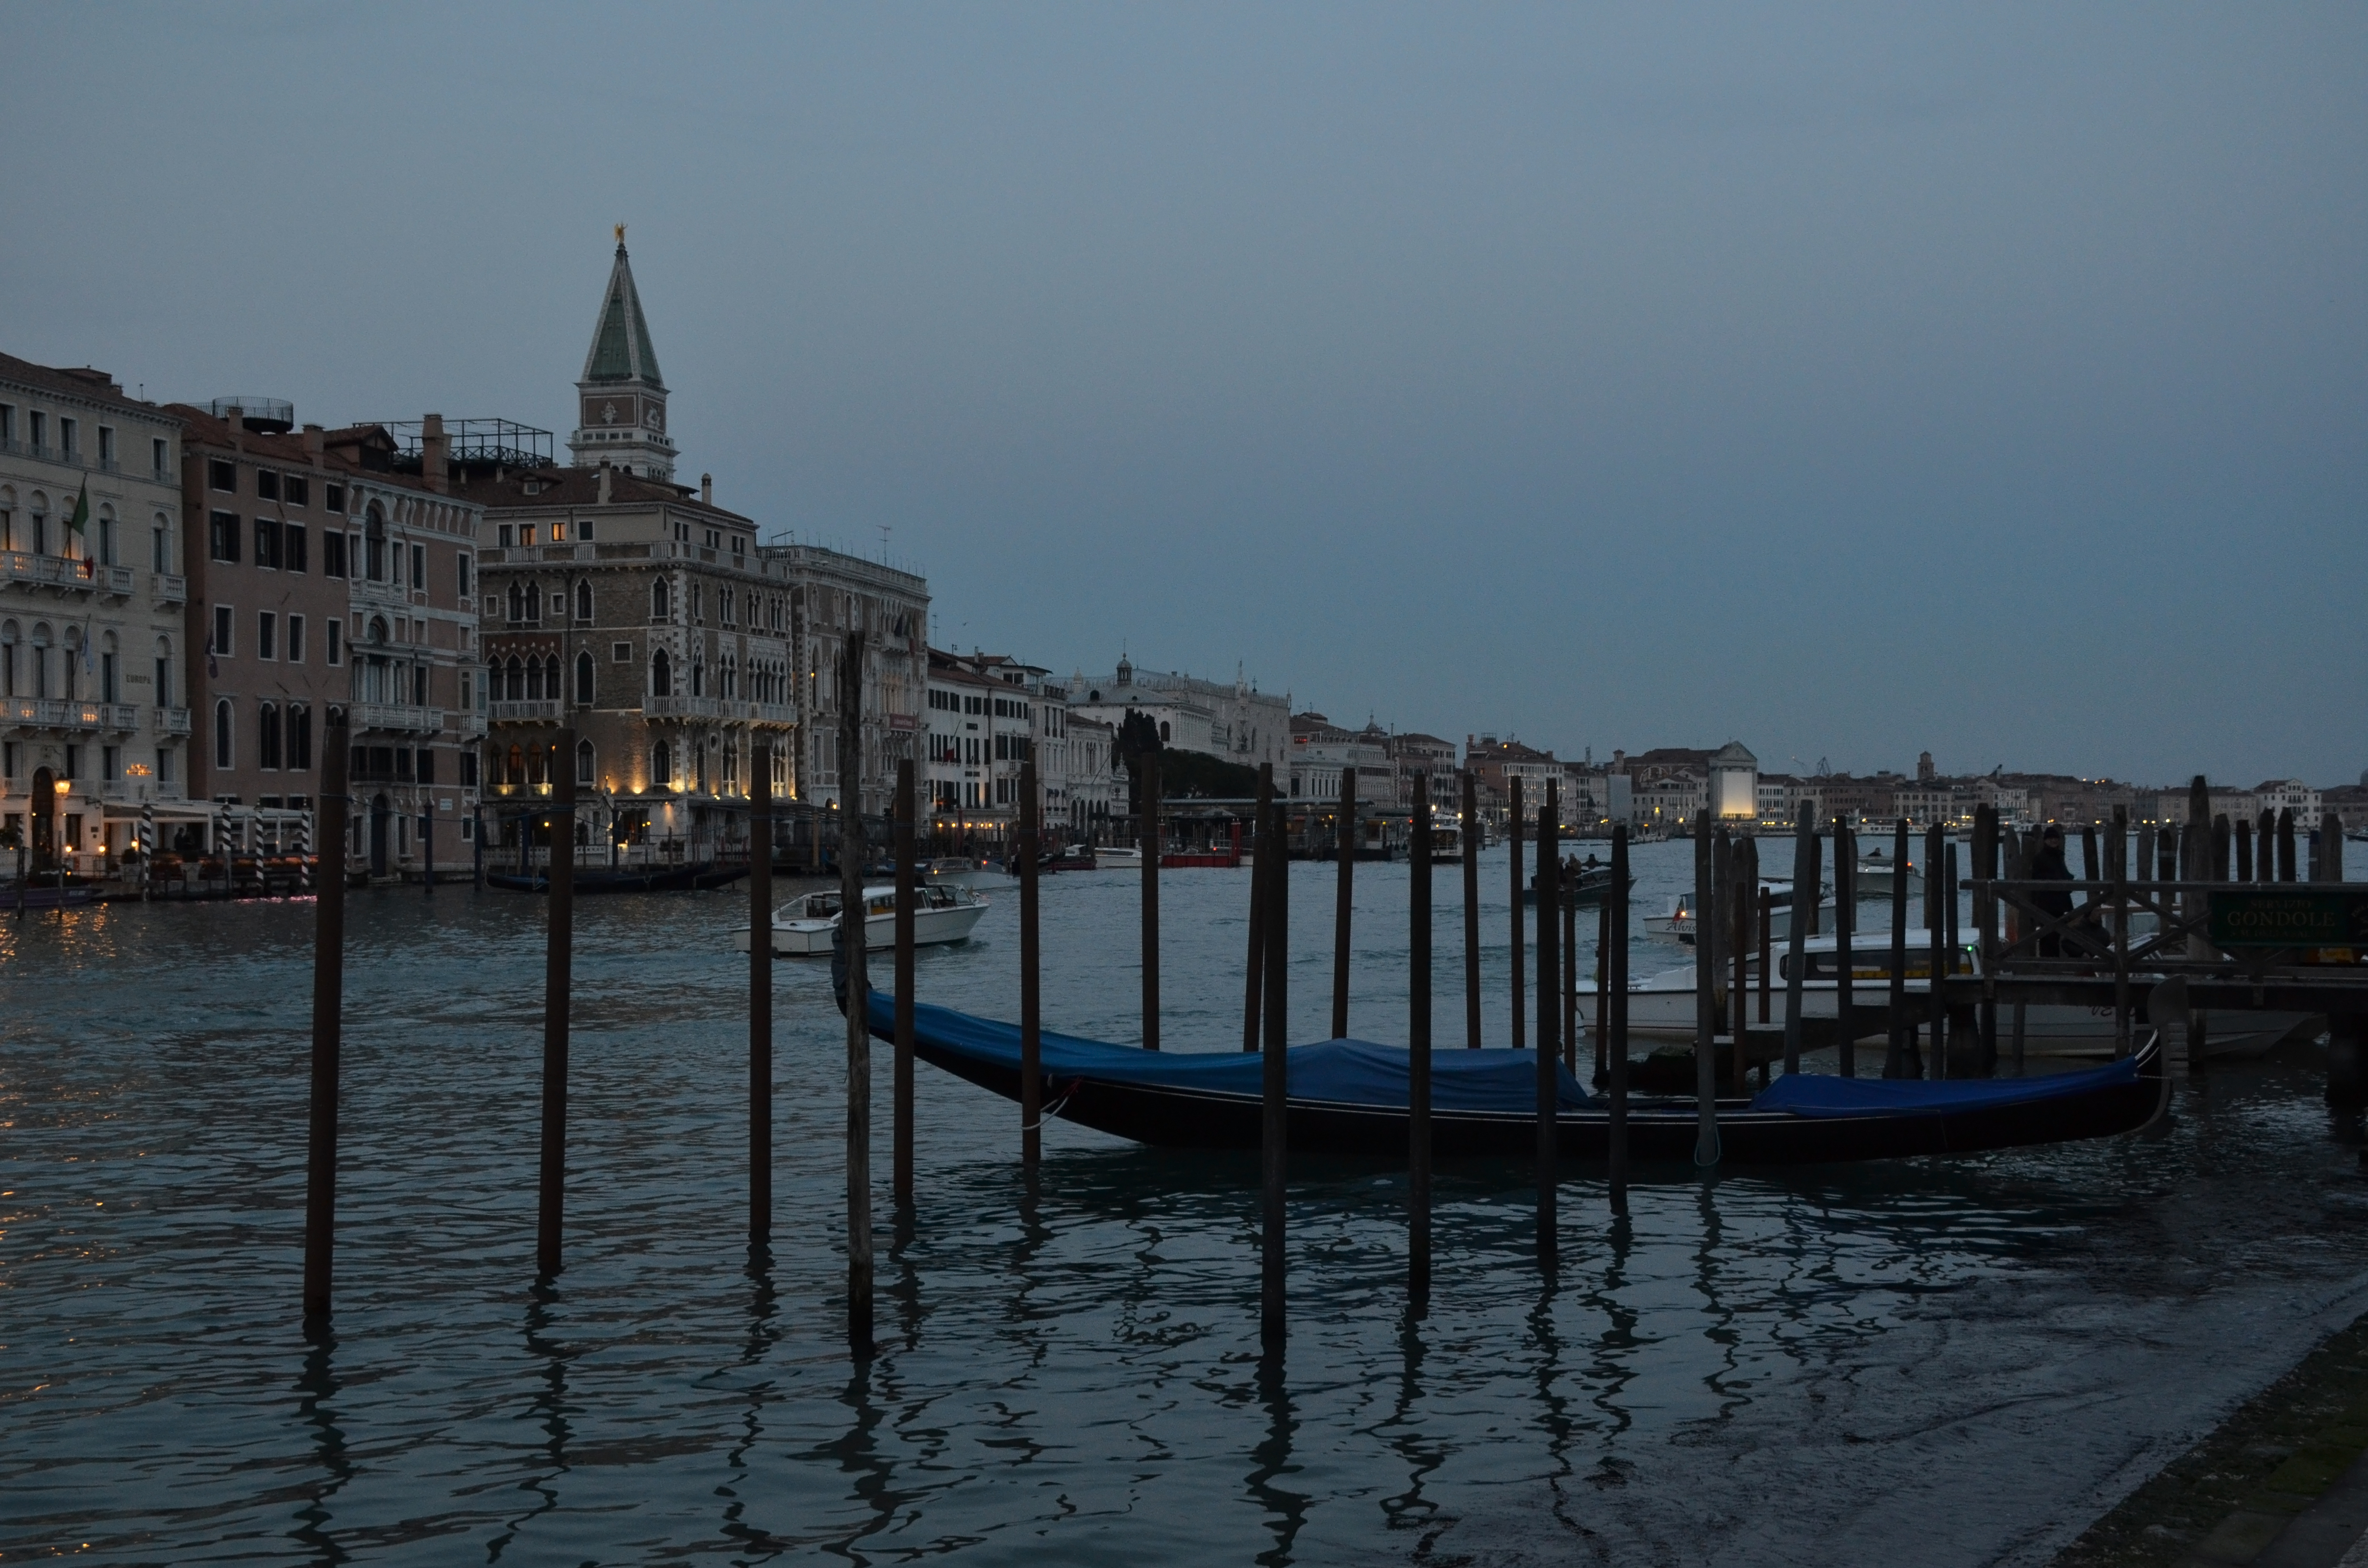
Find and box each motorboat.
[1850,849,1922,900]
[1097,845,1145,870]
[734,882,990,956]
[1427,816,1465,861]
[1576,930,2321,1059]
[922,856,1017,891]
[858,991,2167,1165]
[1646,878,1833,943]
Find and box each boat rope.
[1023,1077,1083,1133]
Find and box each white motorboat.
[1578,929,2321,1059]
[733,882,990,956]
[1097,845,1145,870]
[1645,879,1834,944]
[1849,849,1922,901]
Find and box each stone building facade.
[1,352,190,870]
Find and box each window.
[289,705,311,772]
[549,592,565,619]
[365,506,385,581]
[213,700,233,770]
[286,614,305,664]
[651,579,670,621]
[151,523,168,573]
[0,405,10,443]
[416,747,435,785]
[410,542,424,589]
[497,524,514,548]
[254,517,281,569]
[457,554,472,599]
[652,739,672,788]
[413,666,428,705]
[157,746,175,784]
[575,652,593,705]
[99,427,115,467]
[459,750,478,787]
[612,641,630,662]
[576,738,595,786]
[322,530,346,577]
[258,702,281,770]
[209,459,236,493]
[576,518,594,541]
[28,412,46,452]
[326,619,341,667]
[651,648,671,698]
[209,511,240,563]
[284,475,308,508]
[575,580,592,622]
[257,612,276,661]
[98,511,116,565]
[284,525,307,573]
[153,638,172,707]
[323,483,344,513]
[151,437,169,478]
[211,604,234,658]
[59,418,77,459]
[255,470,280,502]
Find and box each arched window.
[29,495,49,557]
[258,701,281,770]
[507,582,524,622]
[0,620,16,698]
[61,626,80,701]
[651,578,670,621]
[365,505,387,581]
[544,657,561,700]
[651,738,673,789]
[289,704,312,772]
[214,699,234,770]
[505,743,524,785]
[154,635,172,708]
[690,657,703,697]
[523,580,541,623]
[524,656,543,701]
[505,655,524,701]
[99,630,118,703]
[1159,720,1171,743]
[575,580,592,622]
[152,513,171,573]
[97,504,117,566]
[576,737,595,786]
[651,648,671,698]
[575,650,594,706]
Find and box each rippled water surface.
[4,842,2366,1566]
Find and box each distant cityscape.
[3,234,2356,883]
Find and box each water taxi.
[734,882,990,956]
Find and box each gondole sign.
[2207,889,2368,948]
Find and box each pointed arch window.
[214,699,234,771]
[365,505,387,582]
[651,648,671,698]
[525,657,543,701]
[575,580,592,622]
[651,738,673,789]
[258,701,281,770]
[543,656,561,700]
[576,737,596,786]
[575,650,594,706]
[651,578,671,622]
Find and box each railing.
[490,699,563,723]
[347,702,446,735]
[643,695,800,725]
[156,706,192,736]
[152,573,186,605]
[94,564,136,596]
[0,551,97,591]
[1,698,121,732]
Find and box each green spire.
[580,239,665,389]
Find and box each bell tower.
[567,226,678,481]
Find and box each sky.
[3,4,2361,786]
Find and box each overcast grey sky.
[5,4,2360,784]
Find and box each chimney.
[701,472,712,506]
[222,404,245,454]
[420,412,449,494]
[302,423,325,459]
[596,464,612,506]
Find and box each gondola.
[858,991,2167,1165]
[486,862,744,894]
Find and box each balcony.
[2,698,134,733]
[347,702,446,735]
[643,695,799,726]
[156,706,192,736]
[1,551,94,594]
[152,573,186,607]
[489,699,563,724]
[95,564,136,598]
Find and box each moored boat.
[737,882,989,956]
[866,991,2167,1164]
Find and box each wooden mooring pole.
[1534,787,1559,1265]
[1564,863,1579,1075]
[1926,822,1947,1079]
[1508,777,1525,1053]
[1691,811,1718,1166]
[1593,896,1610,1085]
[1607,825,1631,1207]
[1462,771,1482,1048]
[1886,819,1910,1078]
[1408,773,1432,1296]
[1833,817,1856,1078]
[1142,752,1161,1052]
[893,758,915,1208]
[535,729,577,1280]
[1020,760,1042,1163]
[1244,764,1271,1052]
[751,741,775,1244]
[1782,812,1812,1077]
[839,636,873,1357]
[301,719,350,1321]
[1333,766,1355,1039]
[1260,790,1288,1349]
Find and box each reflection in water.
[485,1286,571,1563]
[1585,1211,1641,1467]
[814,1359,899,1559]
[890,1204,924,1354]
[720,1247,787,1559]
[1379,1304,1445,1545]
[1529,1268,1581,1540]
[289,1324,353,1566]
[1692,1184,1750,1428]
[1248,1351,1304,1567]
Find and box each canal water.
[4,842,2364,1565]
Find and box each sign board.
[2207,889,2368,949]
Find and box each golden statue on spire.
[614,222,627,245]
